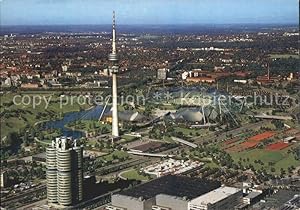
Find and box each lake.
[43,105,108,139]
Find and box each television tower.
[109,11,119,139]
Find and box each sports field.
[266,142,290,151]
[229,147,299,175]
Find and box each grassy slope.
[1,92,90,138]
[120,169,149,181]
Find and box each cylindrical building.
[57,171,72,206]
[57,148,72,206]
[57,149,72,172]
[46,147,57,203]
[73,146,83,202]
[46,147,57,170]
[46,137,83,207]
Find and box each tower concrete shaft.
[112,73,119,137]
[109,11,119,138]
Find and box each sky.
[0,0,299,25]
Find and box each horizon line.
[1,22,299,27]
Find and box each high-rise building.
[46,136,83,208]
[108,11,119,140]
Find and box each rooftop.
[245,191,262,199]
[189,186,241,205]
[118,175,220,200]
[254,190,299,209]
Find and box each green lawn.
[0,92,91,139]
[269,54,299,59]
[41,129,62,140]
[100,150,129,162]
[119,134,139,143]
[66,120,111,133]
[229,146,299,175]
[120,169,149,181]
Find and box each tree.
[6,132,22,154]
[271,120,284,129]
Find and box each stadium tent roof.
[171,108,203,122]
[105,110,145,122]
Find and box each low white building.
[188,186,242,210]
[143,159,203,177]
[234,79,247,84]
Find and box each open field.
[0,92,91,139]
[266,142,290,151]
[119,134,139,143]
[119,169,149,181]
[41,129,62,141]
[226,131,277,152]
[248,131,276,142]
[66,120,111,133]
[99,150,129,162]
[229,146,299,175]
[269,54,299,59]
[173,126,212,137]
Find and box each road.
[191,120,267,144]
[91,145,182,179]
[1,185,46,208]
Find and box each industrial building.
[106,175,221,210]
[188,186,242,210]
[46,136,83,208]
[242,191,263,205]
[154,194,189,210]
[253,190,300,210]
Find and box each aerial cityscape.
[0,0,299,210]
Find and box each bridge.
[171,137,198,148]
[127,151,174,158]
[252,115,293,120]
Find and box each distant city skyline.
[0,0,298,26]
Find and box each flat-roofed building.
[152,205,171,210]
[155,194,189,210]
[243,191,262,205]
[188,186,242,210]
